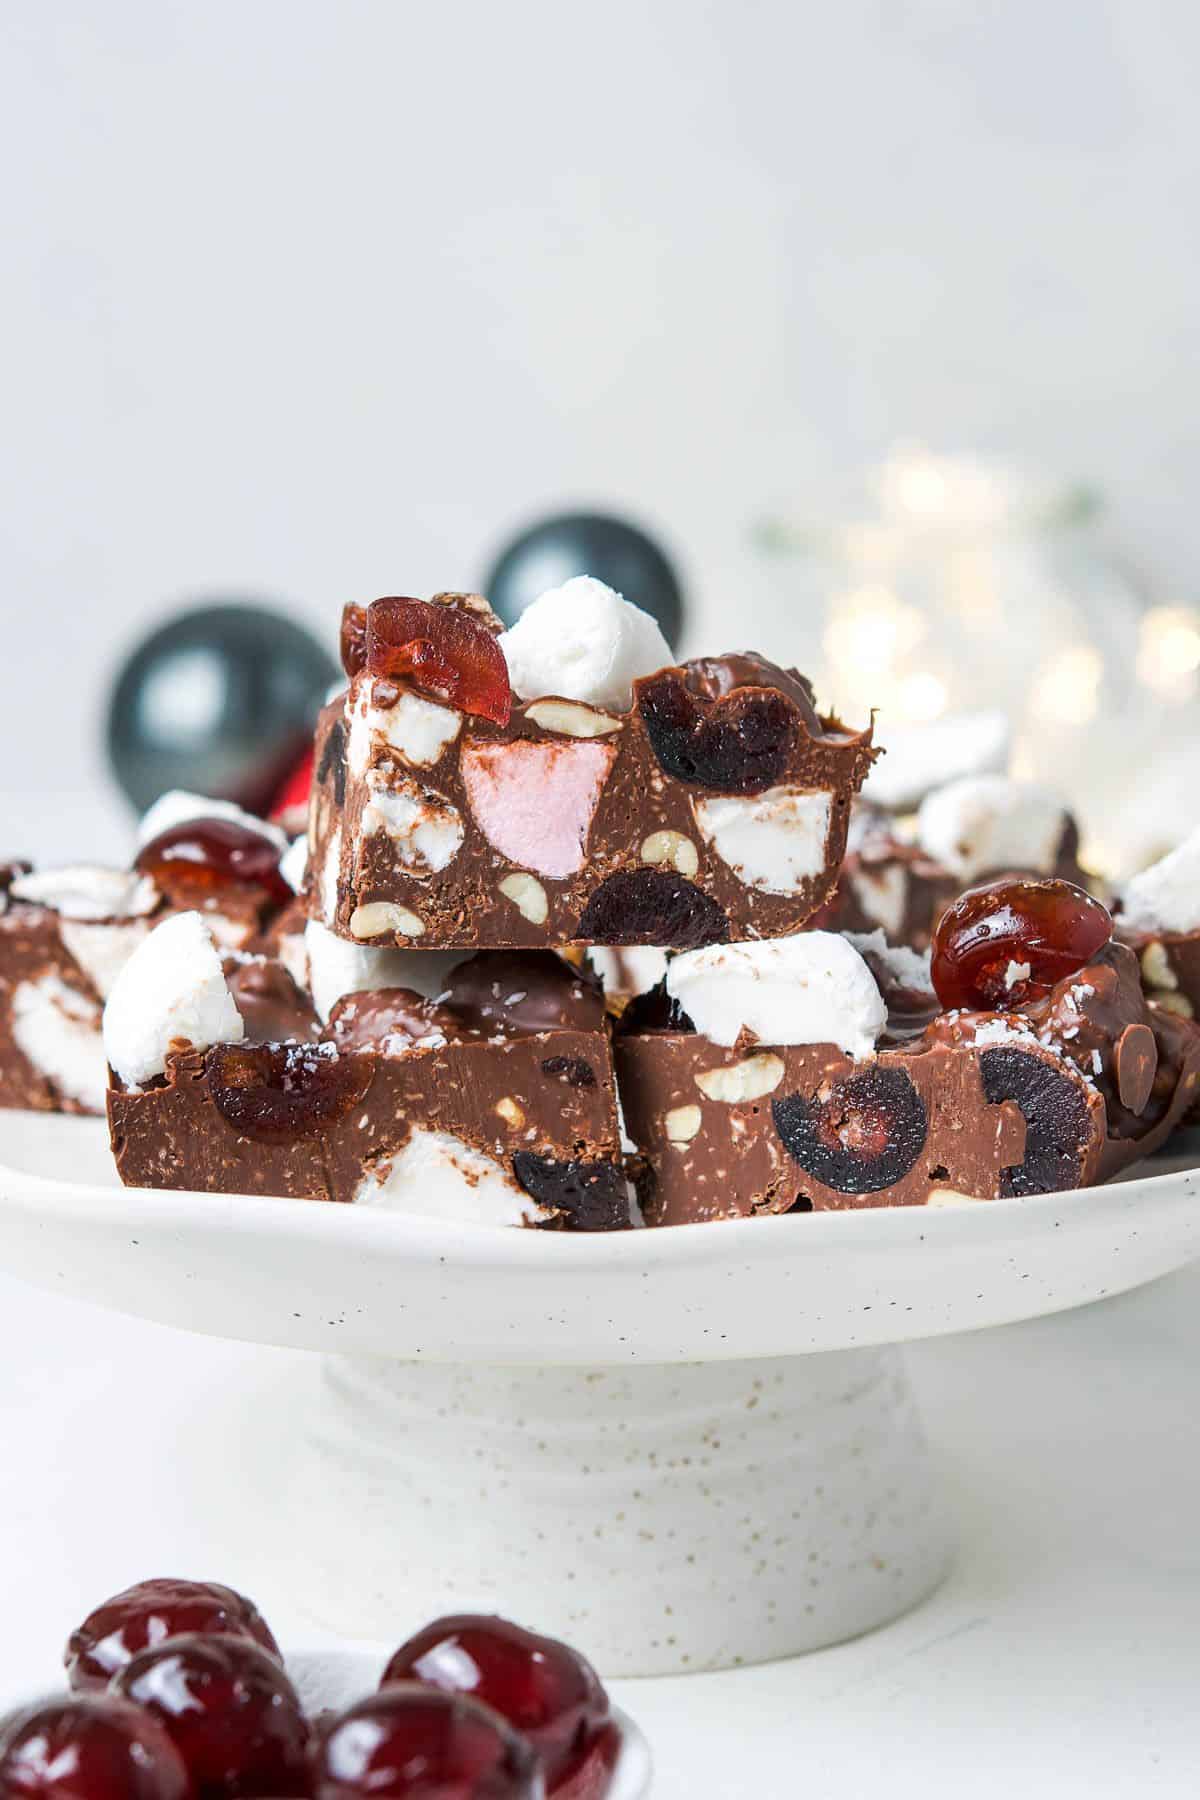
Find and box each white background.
[1,1262,1198,1795]
[3,0,1200,859]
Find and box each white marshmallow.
[864,711,1010,811]
[347,683,462,775]
[102,911,245,1088]
[354,1129,549,1227]
[279,836,309,894]
[363,777,464,873]
[11,976,106,1112]
[319,826,343,926]
[136,790,289,854]
[1121,825,1200,935]
[303,919,462,1022]
[916,775,1068,881]
[667,933,887,1059]
[586,946,669,1000]
[847,862,908,938]
[497,576,672,711]
[691,788,831,894]
[842,928,934,998]
[59,919,152,999]
[9,866,159,921]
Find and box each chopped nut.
[1154,989,1194,1018]
[349,900,425,940]
[925,1187,987,1207]
[526,699,623,738]
[499,873,549,925]
[495,1095,525,1128]
[1141,941,1179,991]
[665,1103,702,1144]
[641,830,699,878]
[694,1053,785,1102]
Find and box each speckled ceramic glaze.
[299,1350,947,1675]
[1,1112,1198,1676]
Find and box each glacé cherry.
[113,1634,309,1799]
[340,598,512,726]
[206,1042,373,1143]
[66,1579,280,1694]
[931,876,1112,1013]
[136,820,291,908]
[0,1693,189,1800]
[381,1616,609,1790]
[313,1686,539,1799]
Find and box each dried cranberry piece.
[136,819,291,907]
[636,665,805,793]
[362,597,512,725]
[0,1694,190,1800]
[207,1043,373,1143]
[313,1686,539,1799]
[512,1153,631,1231]
[578,870,728,949]
[381,1615,610,1791]
[980,1046,1091,1197]
[340,603,368,679]
[772,1066,928,1195]
[931,877,1112,1012]
[113,1634,310,1799]
[540,1055,597,1088]
[66,1578,280,1693]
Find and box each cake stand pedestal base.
[296,1346,950,1676]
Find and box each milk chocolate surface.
[616,942,1200,1224]
[308,654,875,951]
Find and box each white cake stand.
[2,1112,1197,1679]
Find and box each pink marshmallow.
[461,739,616,880]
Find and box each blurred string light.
[1136,605,1200,694]
[758,445,1199,875]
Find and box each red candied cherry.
[312,1686,540,1799]
[206,1042,374,1142]
[381,1617,609,1791]
[931,876,1112,1012]
[269,747,315,830]
[66,1578,280,1693]
[0,1692,189,1799]
[339,598,512,726]
[112,1634,309,1799]
[136,819,292,907]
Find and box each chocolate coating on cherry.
[327,988,461,1054]
[66,1579,280,1694]
[313,1686,539,1799]
[136,819,291,908]
[772,1066,928,1195]
[113,1634,309,1800]
[206,1043,373,1142]
[577,870,728,949]
[512,1154,631,1231]
[381,1615,609,1790]
[980,1046,1091,1197]
[931,877,1112,1013]
[443,952,605,1036]
[0,1694,190,1799]
[636,655,817,794]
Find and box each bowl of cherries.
[0,1578,651,1799]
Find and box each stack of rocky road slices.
[3,578,1199,1226]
